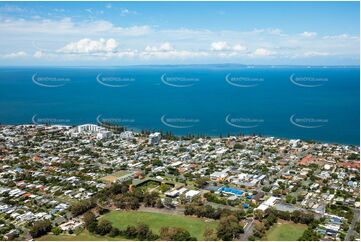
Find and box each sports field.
[264,222,307,241]
[101,210,219,240]
[100,170,131,183]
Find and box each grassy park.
[264,222,307,241]
[101,210,219,240]
[100,170,131,183]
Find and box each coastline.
[1,123,359,147]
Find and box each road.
[345,208,360,241]
[240,218,254,240]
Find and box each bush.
[109,227,120,237]
[51,227,62,235]
[30,220,52,238]
[95,220,112,235]
[70,199,96,216]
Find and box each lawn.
[101,210,219,240]
[264,222,307,241]
[38,229,128,241]
[100,170,131,183]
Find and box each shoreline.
[1,123,359,147]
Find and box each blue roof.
[242,203,249,208]
[246,195,253,199]
[218,187,244,195]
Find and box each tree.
[115,194,140,210]
[163,197,173,208]
[265,213,277,228]
[70,199,96,216]
[156,198,164,208]
[160,227,195,241]
[136,223,158,240]
[110,183,129,195]
[136,223,150,240]
[144,192,160,207]
[83,211,97,228]
[216,215,244,240]
[195,177,209,188]
[125,225,138,238]
[203,228,217,241]
[96,220,112,235]
[51,227,62,235]
[30,220,52,238]
[298,228,319,241]
[254,209,264,220]
[109,227,120,237]
[253,222,266,238]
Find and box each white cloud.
[233,44,246,52]
[211,41,230,51]
[303,51,330,57]
[3,51,27,58]
[145,42,174,52]
[0,4,27,13]
[58,38,119,54]
[323,34,359,40]
[142,42,207,59]
[211,42,246,55]
[120,8,137,16]
[253,48,273,57]
[301,31,317,37]
[267,28,282,35]
[0,16,358,64]
[0,18,151,36]
[33,51,44,58]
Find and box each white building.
[210,171,228,181]
[60,220,83,232]
[254,196,280,214]
[185,190,200,201]
[77,124,103,133]
[120,131,134,140]
[149,132,161,145]
[96,130,112,140]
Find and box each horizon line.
[0,63,359,68]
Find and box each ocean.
[0,65,359,145]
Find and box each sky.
[0,1,359,66]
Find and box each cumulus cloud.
[211,42,247,55]
[233,44,246,52]
[120,8,137,16]
[145,42,174,52]
[142,42,207,59]
[3,51,27,58]
[301,31,317,37]
[0,15,358,64]
[0,18,151,36]
[57,38,119,54]
[211,41,231,51]
[253,48,273,57]
[33,51,44,58]
[323,34,359,40]
[303,51,330,57]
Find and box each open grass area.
[100,170,131,183]
[38,229,128,241]
[101,210,219,240]
[264,222,307,241]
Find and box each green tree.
[51,227,62,235]
[216,215,244,240]
[30,220,52,238]
[96,220,112,235]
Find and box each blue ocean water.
[0,65,359,145]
